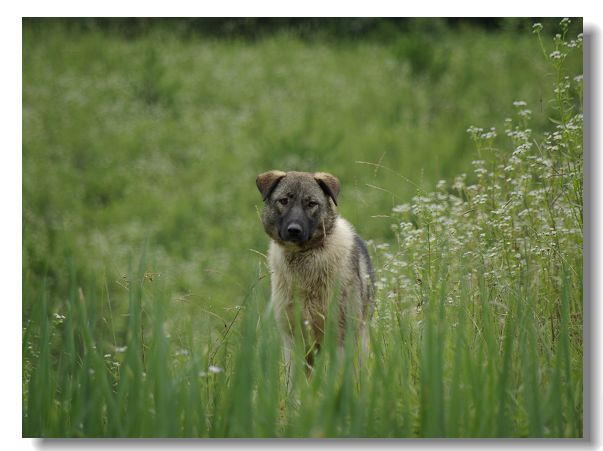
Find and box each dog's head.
[256,170,340,250]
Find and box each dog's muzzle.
[281,221,307,243]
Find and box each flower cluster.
[373,20,583,324]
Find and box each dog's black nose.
[287,223,303,239]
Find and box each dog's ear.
[314,172,340,206]
[256,170,287,202]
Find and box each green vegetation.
[23,18,583,437]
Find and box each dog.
[256,170,375,374]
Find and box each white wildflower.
[549,50,565,60]
[392,204,411,214]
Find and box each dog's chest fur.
[269,217,355,306]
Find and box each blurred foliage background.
[22,17,583,331]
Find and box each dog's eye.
[278,198,288,206]
[308,201,318,208]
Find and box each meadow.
[22,18,583,437]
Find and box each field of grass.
[22,18,583,437]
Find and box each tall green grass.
[22,19,582,437]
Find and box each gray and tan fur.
[256,170,375,372]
